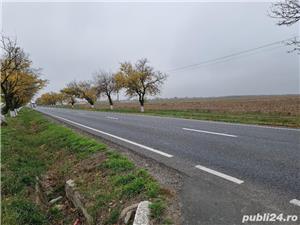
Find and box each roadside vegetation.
[1,108,172,224]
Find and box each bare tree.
[285,36,300,53]
[270,0,300,25]
[116,58,167,112]
[94,70,117,110]
[270,0,300,53]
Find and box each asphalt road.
[36,107,300,224]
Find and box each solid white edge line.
[195,165,244,184]
[290,199,300,207]
[183,127,237,138]
[45,113,173,158]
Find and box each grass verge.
[1,108,170,224]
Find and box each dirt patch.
[76,153,106,173]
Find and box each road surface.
[36,107,300,224]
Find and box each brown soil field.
[94,95,300,116]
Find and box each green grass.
[1,108,107,224]
[142,109,300,128]
[57,105,300,128]
[115,169,160,199]
[80,160,164,221]
[2,198,47,225]
[102,152,135,172]
[149,199,166,221]
[104,208,120,225]
[2,108,167,224]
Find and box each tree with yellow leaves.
[116,58,167,112]
[36,92,61,106]
[1,36,46,115]
[60,86,77,108]
[67,81,97,108]
[10,72,46,109]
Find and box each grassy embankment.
[1,108,170,225]
[59,95,300,128]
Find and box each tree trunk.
[2,93,12,115]
[9,110,16,117]
[107,94,113,110]
[139,100,144,112]
[139,94,145,112]
[0,114,7,126]
[2,105,9,115]
[1,85,9,114]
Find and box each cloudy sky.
[2,1,299,98]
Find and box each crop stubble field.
[99,95,300,115]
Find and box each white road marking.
[44,113,173,158]
[195,165,244,184]
[183,127,237,138]
[290,199,300,207]
[105,116,119,120]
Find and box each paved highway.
[36,107,300,224]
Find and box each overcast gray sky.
[2,1,299,98]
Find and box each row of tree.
[1,36,47,117]
[36,58,167,112]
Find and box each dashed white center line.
[183,127,237,138]
[43,113,173,158]
[290,199,300,207]
[105,116,119,120]
[195,164,244,184]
